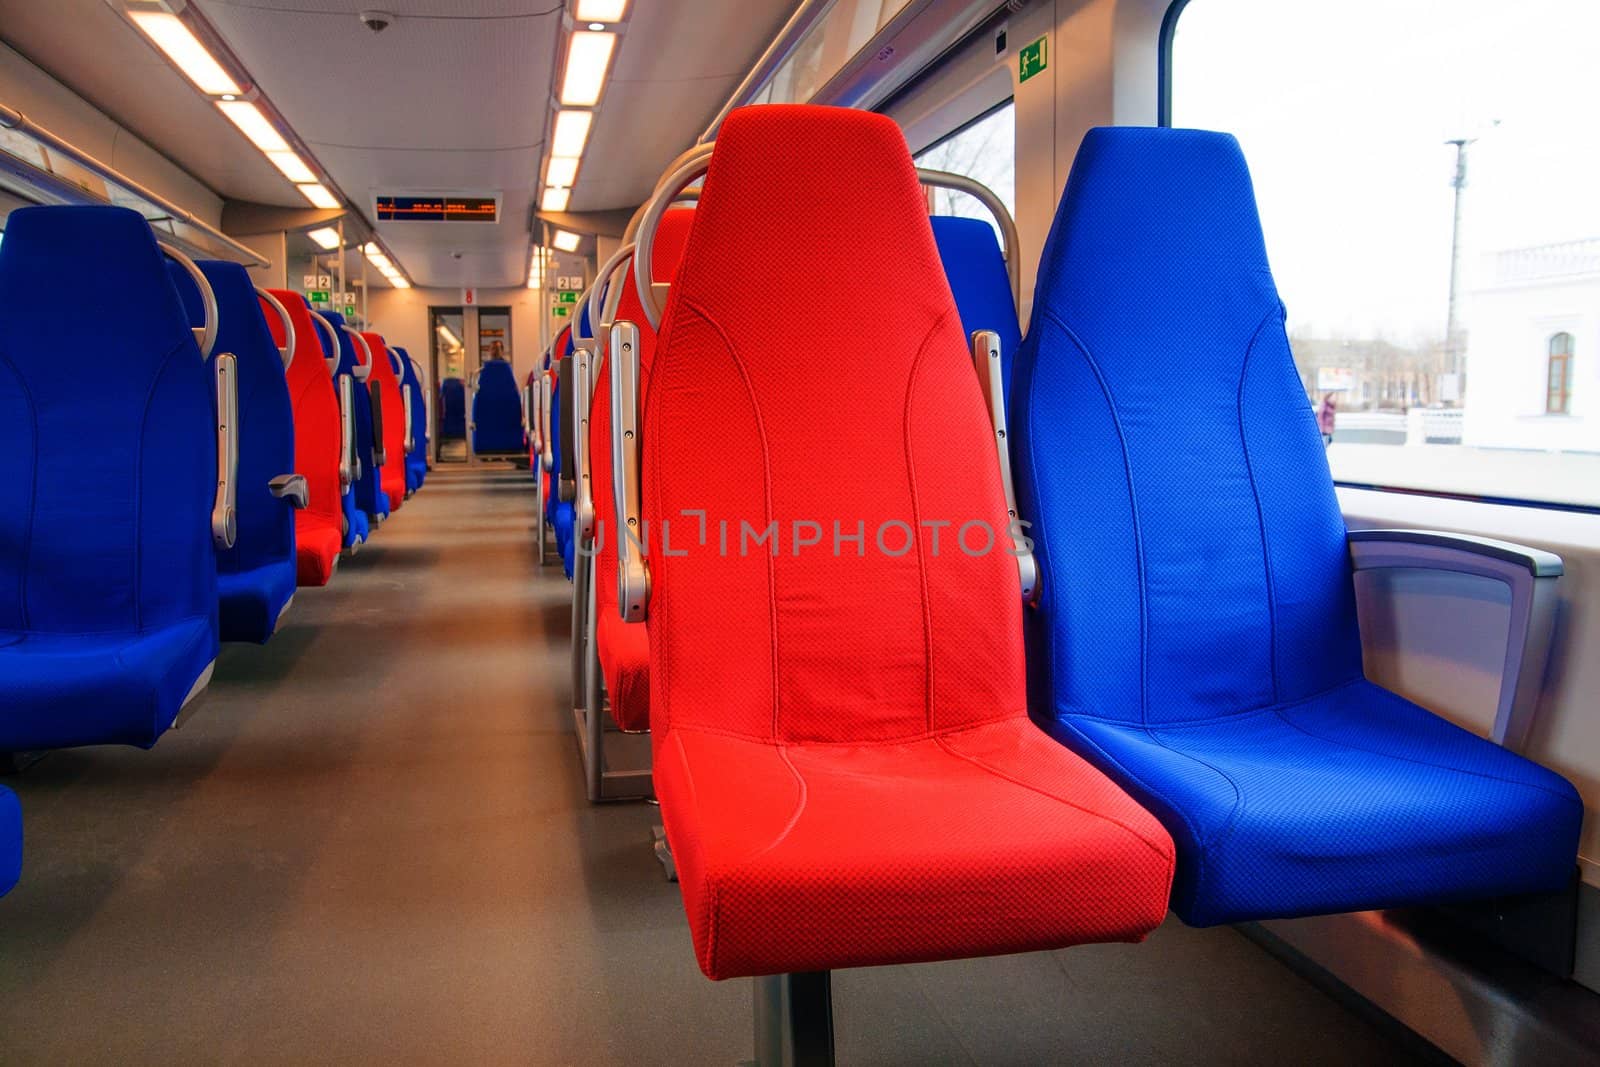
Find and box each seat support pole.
[753,972,834,1067]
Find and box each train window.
[914,102,1015,240]
[1169,0,1600,509]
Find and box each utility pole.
[1443,137,1473,403]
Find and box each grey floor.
[0,468,1428,1065]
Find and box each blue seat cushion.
[0,618,217,750]
[0,786,19,897]
[1048,678,1584,926]
[554,502,575,579]
[218,558,298,644]
[343,491,368,549]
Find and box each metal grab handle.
[972,330,1036,604]
[598,242,636,335]
[635,145,715,330]
[587,244,635,342]
[403,388,415,454]
[574,345,594,541]
[310,310,340,374]
[610,320,649,622]
[917,168,1022,313]
[337,373,356,490]
[539,374,554,472]
[369,379,387,467]
[158,241,219,360]
[345,326,372,382]
[255,287,296,369]
[212,352,239,549]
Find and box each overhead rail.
[698,0,839,143]
[0,101,271,269]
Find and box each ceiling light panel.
[129,11,241,96]
[550,110,593,158]
[553,230,582,252]
[297,183,340,209]
[307,227,341,250]
[265,150,316,183]
[561,31,616,107]
[541,187,570,212]
[574,0,629,22]
[545,157,580,188]
[216,100,289,153]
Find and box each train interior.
[0,0,1597,1063]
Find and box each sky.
[1173,0,1600,342]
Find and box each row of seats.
[0,203,432,898]
[534,104,1583,1053]
[430,361,524,457]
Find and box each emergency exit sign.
[557,291,580,304]
[307,290,331,305]
[1019,36,1047,83]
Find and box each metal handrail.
[587,244,635,340]
[157,241,219,359]
[919,167,1022,311]
[344,326,372,382]
[2,102,271,269]
[698,0,837,143]
[633,145,716,329]
[255,287,296,370]
[309,309,341,374]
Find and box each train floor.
[0,467,1429,1065]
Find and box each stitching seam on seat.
[1041,311,1148,726]
[1237,307,1285,705]
[137,340,192,633]
[902,307,957,732]
[0,351,38,630]
[680,299,781,741]
[934,732,1175,866]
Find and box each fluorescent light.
[266,150,316,183]
[550,110,593,158]
[546,156,580,188]
[437,325,461,349]
[541,186,570,212]
[307,227,341,250]
[575,0,629,22]
[216,100,289,153]
[553,229,581,252]
[561,31,615,107]
[129,11,241,96]
[388,276,411,289]
[297,183,340,209]
[363,242,379,255]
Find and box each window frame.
[1546,332,1574,415]
[1155,0,1599,515]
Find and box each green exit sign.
[557,291,580,304]
[552,306,570,318]
[1019,36,1047,83]
[343,305,357,317]
[307,289,331,305]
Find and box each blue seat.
[0,205,219,751]
[548,327,579,579]
[169,261,299,643]
[396,346,428,493]
[0,786,18,896]
[319,311,389,525]
[471,358,524,454]
[440,377,466,438]
[931,215,1020,400]
[1012,127,1583,927]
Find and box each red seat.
[264,289,342,586]
[361,332,408,512]
[637,105,1175,981]
[588,208,695,732]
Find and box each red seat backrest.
[644,105,1024,746]
[361,332,408,506]
[591,208,695,628]
[265,289,342,528]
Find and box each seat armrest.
[212,352,238,549]
[574,342,596,540]
[970,330,1037,604]
[557,354,577,502]
[1349,528,1563,751]
[269,473,309,509]
[403,389,415,454]
[610,320,649,622]
[538,375,554,472]
[369,380,387,467]
[337,374,357,489]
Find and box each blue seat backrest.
[1013,128,1362,728]
[396,346,427,450]
[441,378,466,436]
[0,205,217,635]
[168,259,295,574]
[318,311,382,509]
[472,359,523,451]
[931,215,1021,399]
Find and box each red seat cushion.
[642,105,1176,979]
[589,208,695,732]
[660,719,1173,979]
[294,512,341,586]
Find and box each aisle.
[0,468,1423,1064]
